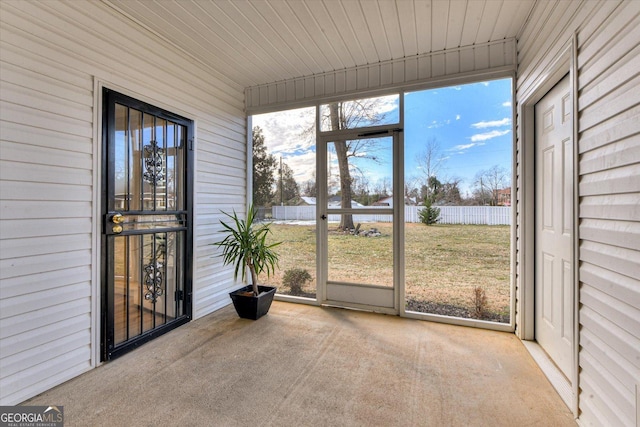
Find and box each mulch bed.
[405,298,510,324]
[276,292,510,324]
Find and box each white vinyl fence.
[272,205,511,225]
[406,206,511,225]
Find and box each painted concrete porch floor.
[25,301,576,426]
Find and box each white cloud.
[471,118,511,129]
[373,94,400,114]
[453,143,476,151]
[502,101,512,107]
[449,142,485,152]
[287,150,317,183]
[470,129,511,142]
[428,116,457,128]
[348,150,368,158]
[252,107,315,154]
[252,107,317,183]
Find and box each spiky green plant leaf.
[212,204,281,295]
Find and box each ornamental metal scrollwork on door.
[143,235,166,303]
[143,140,165,185]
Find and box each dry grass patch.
[404,223,510,321]
[259,222,511,322]
[258,223,317,296]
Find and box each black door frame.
[100,88,194,360]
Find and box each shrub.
[419,199,440,225]
[471,286,488,319]
[282,268,312,295]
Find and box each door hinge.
[175,290,192,304]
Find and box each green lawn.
[259,222,511,322]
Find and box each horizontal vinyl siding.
[576,3,640,424]
[0,3,95,403]
[0,0,246,405]
[245,39,516,113]
[193,122,247,317]
[517,1,640,425]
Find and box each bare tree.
[325,100,387,230]
[439,176,463,205]
[301,172,317,197]
[351,174,372,206]
[404,174,421,204]
[415,138,446,202]
[473,165,509,206]
[373,177,392,198]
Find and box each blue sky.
[405,78,513,196]
[252,77,512,198]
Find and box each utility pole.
[279,156,283,206]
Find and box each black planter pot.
[229,285,277,320]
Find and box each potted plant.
[212,205,281,320]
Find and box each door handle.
[111,213,125,224]
[107,213,125,234]
[321,214,327,220]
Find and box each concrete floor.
[25,302,576,426]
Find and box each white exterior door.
[534,75,573,379]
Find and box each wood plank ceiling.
[105,0,536,91]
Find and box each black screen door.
[102,89,193,360]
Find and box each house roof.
[105,0,536,91]
[300,196,316,205]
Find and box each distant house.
[328,195,364,208]
[373,196,393,206]
[299,196,316,206]
[497,188,511,206]
[374,196,418,207]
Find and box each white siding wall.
[517,1,640,425]
[0,1,246,405]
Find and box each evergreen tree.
[252,126,277,207]
[419,197,440,226]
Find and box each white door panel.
[535,75,573,378]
